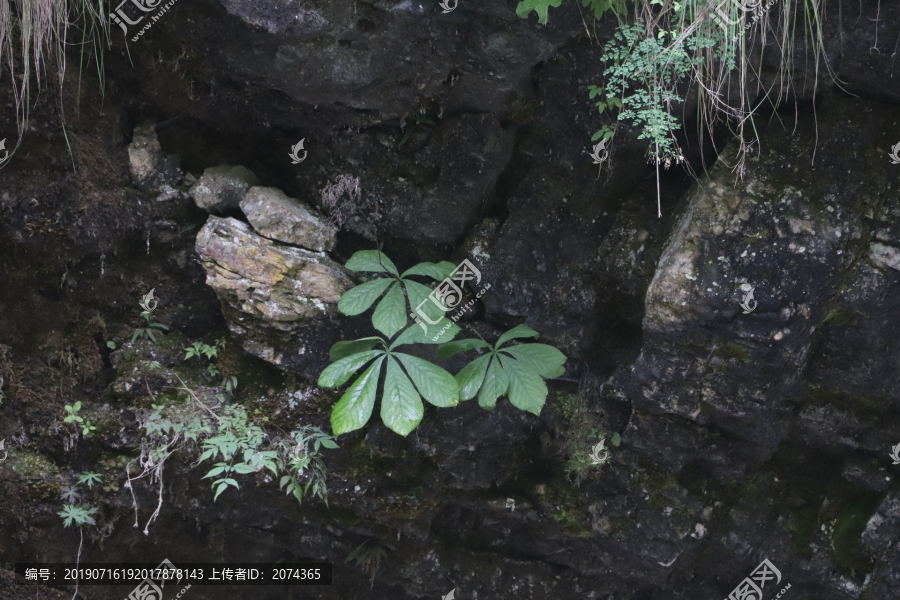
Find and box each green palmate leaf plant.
[58,504,98,528]
[323,250,567,436]
[338,249,459,339]
[438,325,566,415]
[319,326,461,437]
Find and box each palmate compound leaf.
[338,251,462,339]
[438,324,566,415]
[321,327,462,436]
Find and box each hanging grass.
[0,0,111,167]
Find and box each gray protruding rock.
[869,242,900,271]
[240,186,337,252]
[196,216,350,327]
[189,165,259,213]
[195,216,353,379]
[127,123,183,191]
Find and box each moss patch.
[9,450,64,499]
[715,342,751,362]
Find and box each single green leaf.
[380,357,425,436]
[611,432,622,447]
[455,354,491,401]
[345,250,399,276]
[515,0,562,24]
[401,261,457,280]
[233,463,257,474]
[320,439,339,449]
[498,354,547,416]
[496,324,540,348]
[478,356,509,410]
[437,338,491,361]
[318,350,382,388]
[338,278,394,316]
[329,337,383,361]
[202,465,227,479]
[330,357,385,436]
[498,343,566,378]
[394,353,458,407]
[372,282,407,338]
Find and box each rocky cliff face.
[1,1,900,599]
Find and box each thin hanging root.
[656,142,662,218]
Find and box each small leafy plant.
[60,485,82,504]
[398,112,436,147]
[184,338,226,377]
[139,397,337,505]
[76,472,103,489]
[346,538,395,589]
[64,402,97,437]
[58,504,98,528]
[132,300,169,343]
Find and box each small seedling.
[132,291,169,343]
[60,485,81,503]
[63,402,97,437]
[58,504,98,528]
[77,472,102,489]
